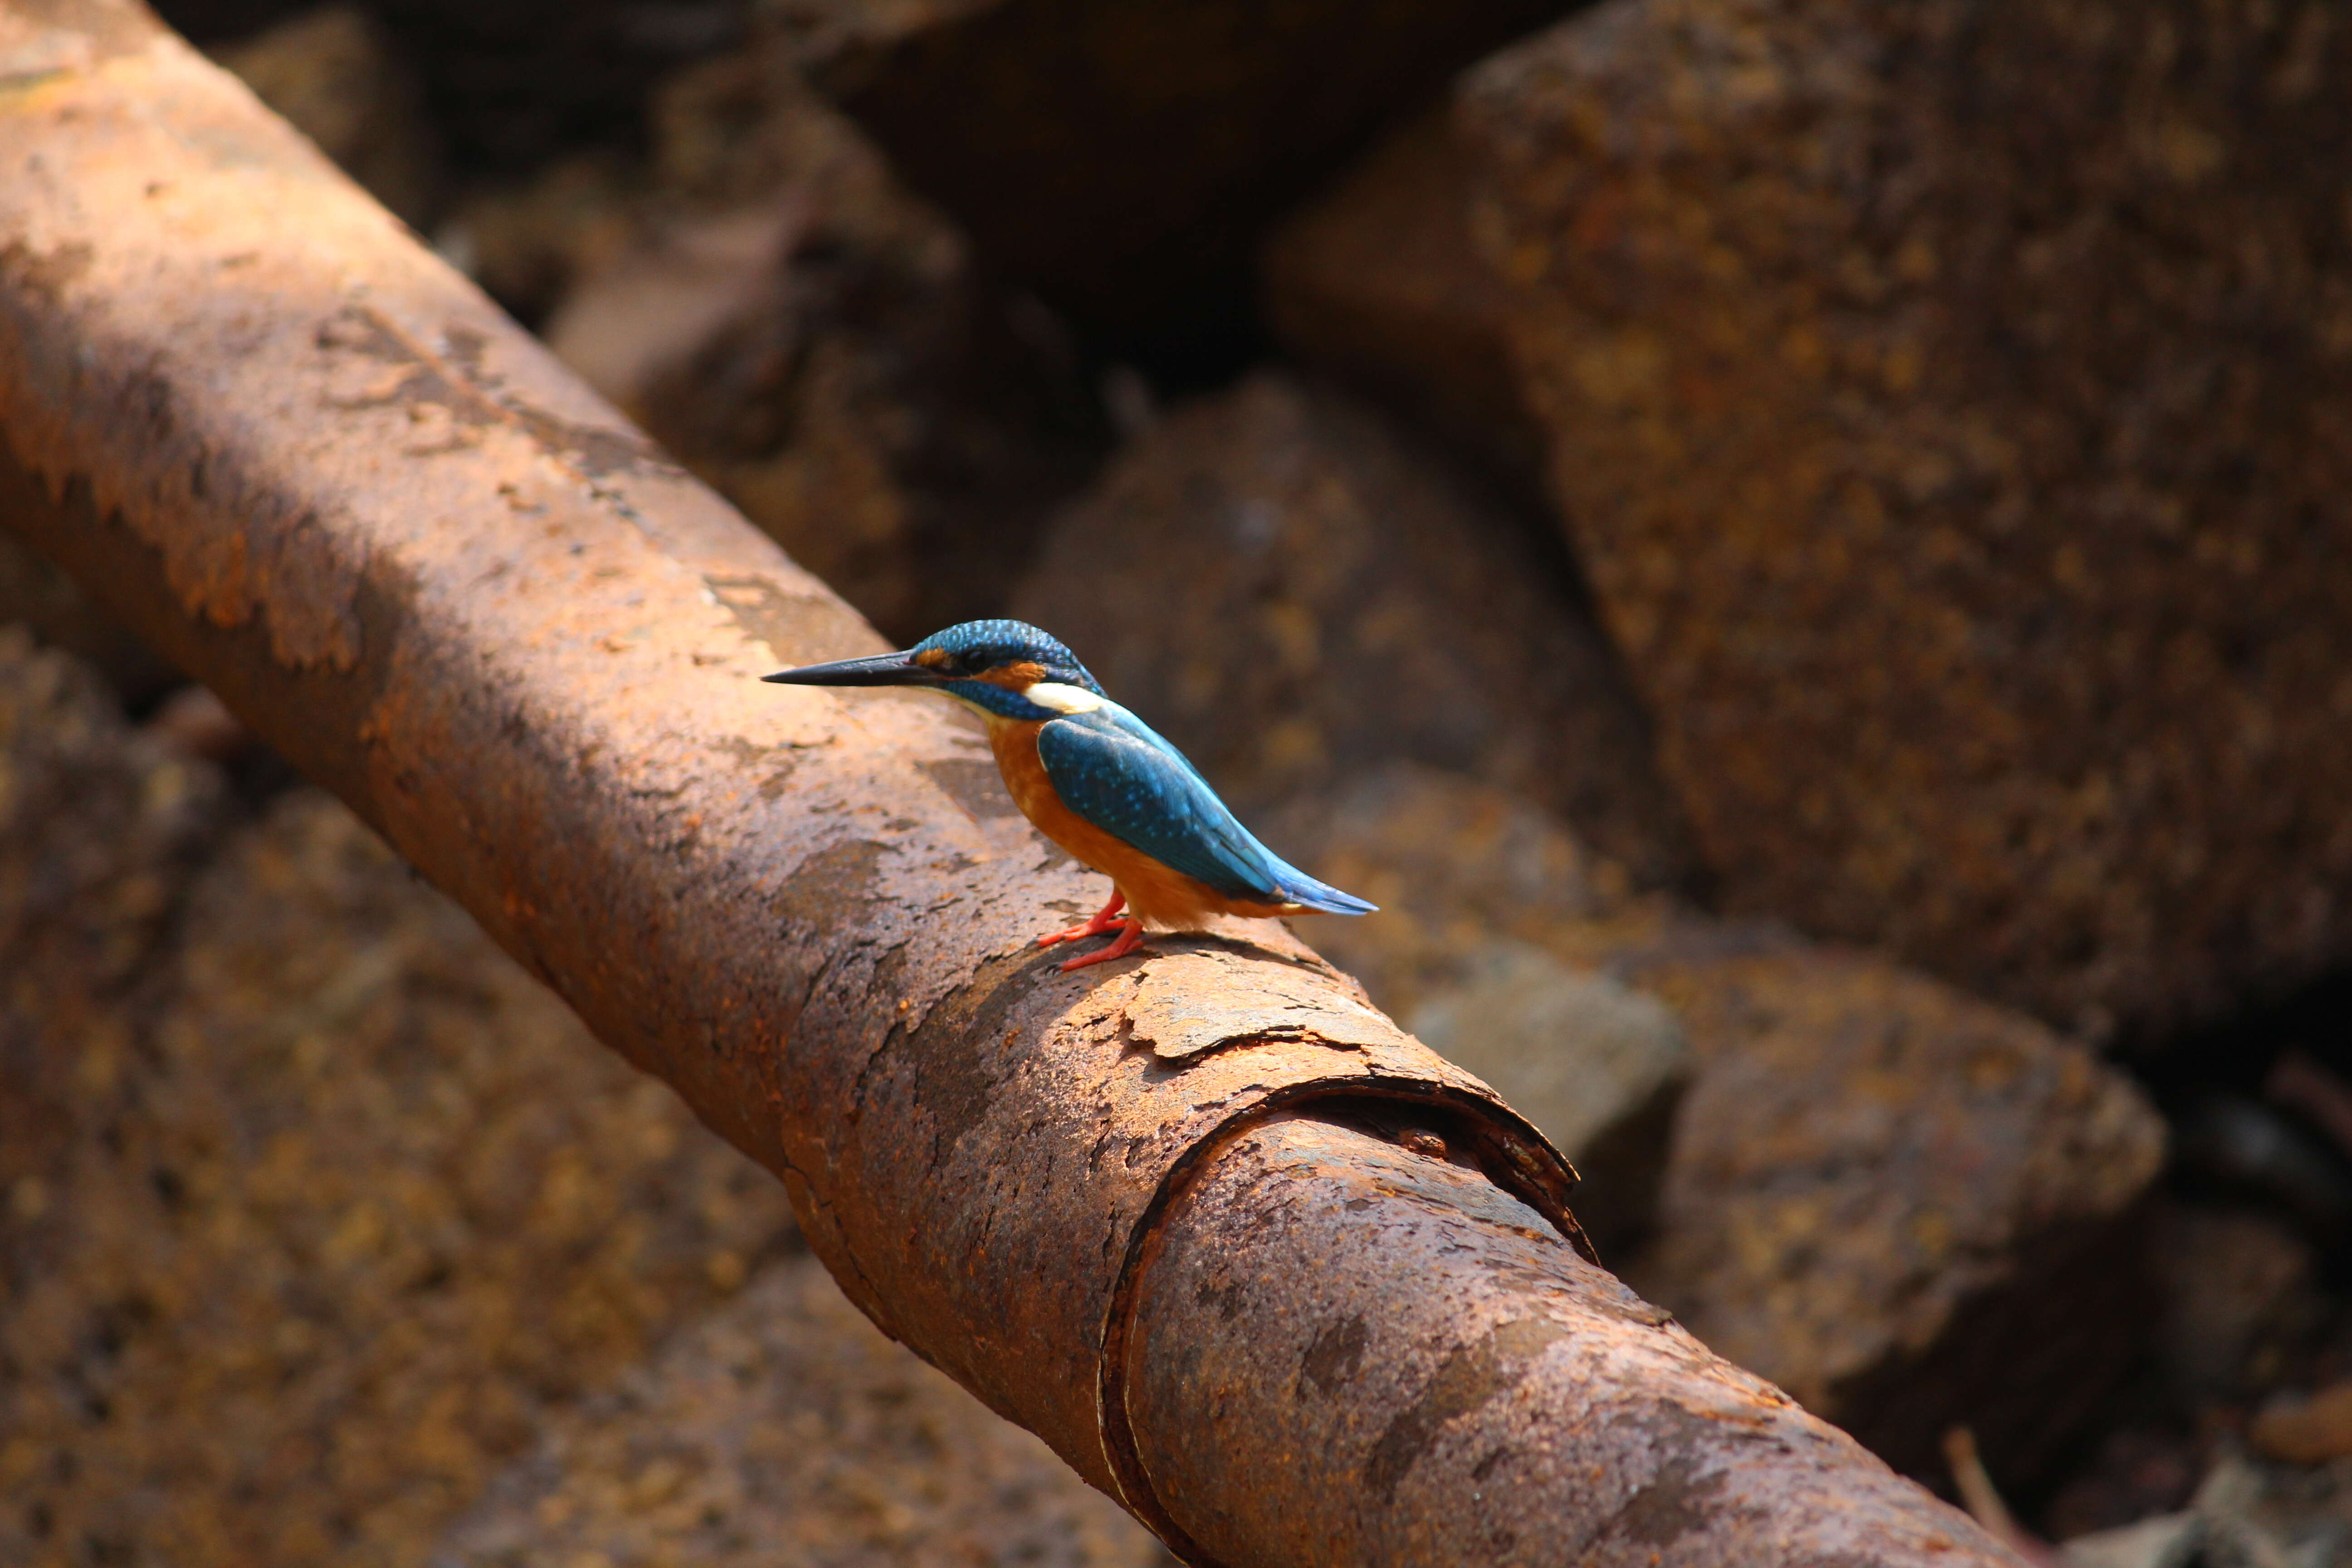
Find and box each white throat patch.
[1024,682,1104,714]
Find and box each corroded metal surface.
[1126,1116,2019,1565]
[0,3,2024,1563]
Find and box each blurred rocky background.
[5,0,2352,1562]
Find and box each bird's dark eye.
[960,649,993,674]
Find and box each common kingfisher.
[763,619,1376,970]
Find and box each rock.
[211,3,444,228]
[532,48,1100,642]
[1277,762,2167,1490]
[2253,1382,2352,1468]
[2058,1512,2195,1568]
[1628,937,2166,1488]
[812,0,1589,368]
[1458,0,2352,1043]
[2152,1207,2327,1406]
[1407,941,1689,1252]
[0,627,225,1214]
[439,1254,1171,1568]
[0,787,800,1566]
[1260,107,1546,495]
[2104,1451,2352,1568]
[1013,373,1692,886]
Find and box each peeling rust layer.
[0,3,2027,1563]
[1126,1117,2014,1565]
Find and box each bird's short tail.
[1271,867,1377,916]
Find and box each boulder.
[1279,763,2167,1490]
[527,48,1100,643]
[1013,372,1692,886]
[1458,0,2352,1043]
[811,0,1590,368]
[439,1255,1170,1568]
[1626,936,2166,1489]
[1260,108,1546,495]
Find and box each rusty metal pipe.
[0,3,2024,1562]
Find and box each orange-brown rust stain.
[987,718,1294,931]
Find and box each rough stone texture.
[812,0,1589,367]
[0,629,224,1214]
[2153,1206,2328,1406]
[1459,0,2352,1044]
[529,45,1100,643]
[1277,763,2167,1490]
[441,1255,1172,1568]
[1625,939,2166,1488]
[1260,107,1547,495]
[1013,372,1691,887]
[211,3,444,229]
[0,780,800,1563]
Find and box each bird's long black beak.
[761,651,941,688]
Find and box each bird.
[763,618,1375,970]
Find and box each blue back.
[1036,703,1374,915]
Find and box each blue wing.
[1034,704,1375,914]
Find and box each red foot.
[1037,891,1127,948]
[1057,916,1149,972]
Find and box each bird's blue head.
[762,619,1108,721]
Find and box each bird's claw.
[1036,892,1127,949]
[1057,925,1150,972]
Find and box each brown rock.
[813,0,1588,362]
[440,1254,1172,1567]
[1627,937,2166,1489]
[530,48,1099,642]
[1458,0,2352,1042]
[2251,1382,2352,1468]
[1279,763,2167,1489]
[0,788,799,1567]
[1013,372,1691,886]
[211,3,444,228]
[1261,107,1546,494]
[0,627,224,1205]
[2153,1206,2326,1405]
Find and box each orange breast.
[987,718,1293,931]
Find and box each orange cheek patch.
[975,660,1048,690]
[913,648,952,670]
